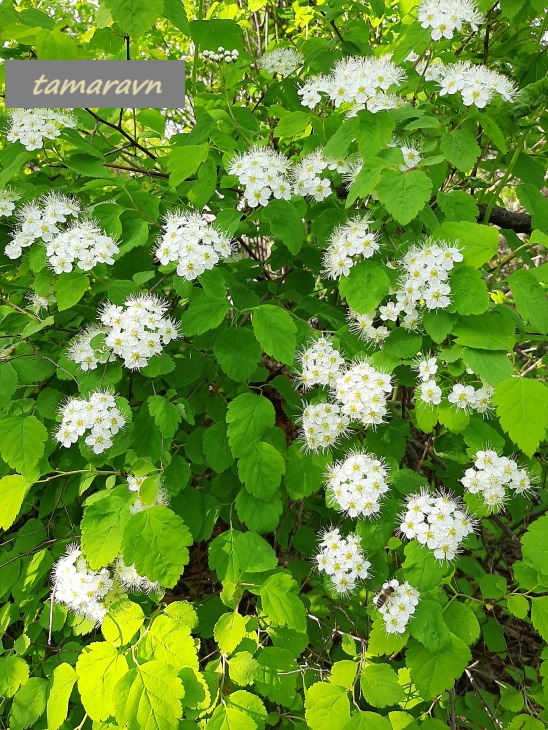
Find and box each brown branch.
[478,205,532,234]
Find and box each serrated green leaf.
[304,681,351,730]
[103,0,164,37]
[406,634,471,700]
[238,441,285,499]
[138,614,198,670]
[76,642,129,721]
[493,377,548,456]
[259,572,307,632]
[0,656,29,698]
[147,395,182,439]
[449,266,489,315]
[114,660,184,730]
[214,611,247,655]
[252,304,297,365]
[0,416,47,478]
[81,491,131,569]
[0,475,31,530]
[54,272,89,311]
[46,663,76,730]
[359,663,405,708]
[102,599,145,647]
[213,327,262,382]
[226,393,276,457]
[441,129,481,172]
[377,169,432,225]
[339,261,391,314]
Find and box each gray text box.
[5,60,186,109]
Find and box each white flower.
[6,108,76,151]
[54,390,126,455]
[436,61,517,108]
[460,451,535,513]
[67,326,109,372]
[296,336,345,390]
[229,146,291,209]
[374,580,420,634]
[300,401,350,452]
[448,383,476,411]
[331,359,392,428]
[418,0,484,40]
[0,187,20,217]
[325,449,390,519]
[315,529,371,595]
[259,48,304,75]
[414,356,438,382]
[419,379,442,405]
[322,215,380,280]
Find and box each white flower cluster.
[447,382,494,414]
[436,61,517,107]
[51,544,162,626]
[377,239,463,329]
[315,527,371,595]
[55,390,126,454]
[127,473,170,515]
[418,0,484,40]
[301,402,350,452]
[46,220,119,274]
[51,544,113,625]
[113,557,161,594]
[298,55,406,113]
[374,579,420,634]
[6,108,76,151]
[26,292,55,314]
[292,149,335,201]
[332,359,392,427]
[259,48,304,75]
[5,192,80,260]
[347,310,390,348]
[322,215,381,279]
[67,326,108,372]
[325,450,390,519]
[295,336,345,389]
[99,295,179,370]
[461,450,534,512]
[155,210,233,280]
[0,187,20,217]
[228,146,292,207]
[201,46,239,63]
[389,137,423,171]
[415,355,443,406]
[398,489,476,561]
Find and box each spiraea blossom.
[46,219,119,274]
[322,215,381,279]
[55,390,126,455]
[389,137,423,171]
[332,359,392,427]
[201,47,239,63]
[291,149,338,201]
[5,192,80,259]
[325,450,390,519]
[347,310,390,348]
[398,489,476,561]
[414,355,442,406]
[295,336,345,389]
[448,382,494,414]
[436,61,518,107]
[155,210,233,280]
[0,187,20,217]
[301,401,350,452]
[418,0,484,40]
[6,108,76,150]
[374,579,420,634]
[229,146,292,207]
[259,47,304,75]
[298,54,406,113]
[460,450,535,512]
[26,292,55,314]
[113,557,162,594]
[67,326,108,372]
[126,473,171,514]
[99,294,179,370]
[315,527,371,595]
[51,544,113,626]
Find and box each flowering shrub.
[0,1,547,729]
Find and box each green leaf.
[339,261,391,314]
[137,615,198,670]
[102,599,145,647]
[189,18,244,52]
[103,0,164,36]
[234,489,283,533]
[252,304,297,365]
[506,594,529,619]
[273,111,312,139]
[167,143,209,187]
[0,475,31,530]
[432,222,499,268]
[46,663,76,730]
[355,109,395,157]
[344,712,392,730]
[226,393,276,457]
[0,361,18,401]
[114,660,184,730]
[0,416,47,478]
[376,169,432,225]
[441,129,481,172]
[122,505,193,587]
[209,529,278,583]
[521,515,548,577]
[442,601,481,646]
[147,395,182,439]
[508,269,548,335]
[531,597,548,641]
[449,266,489,315]
[181,289,229,336]
[213,327,262,382]
[402,541,444,591]
[261,199,305,254]
[206,704,257,730]
[35,28,79,59]
[203,422,235,473]
[492,377,548,456]
[323,117,357,159]
[452,308,516,350]
[304,682,351,730]
[478,574,507,599]
[359,663,405,708]
[54,272,89,311]
[259,572,307,632]
[410,600,451,652]
[163,0,190,33]
[406,634,471,700]
[10,677,48,730]
[214,611,247,655]
[81,491,131,569]
[461,348,514,386]
[76,642,129,722]
[238,441,285,499]
[229,651,262,687]
[436,191,479,222]
[285,442,330,499]
[0,656,29,698]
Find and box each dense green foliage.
[0,0,547,728]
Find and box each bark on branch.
[478,205,532,234]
